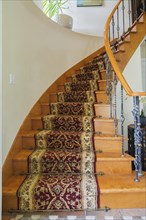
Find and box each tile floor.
[2,209,146,220]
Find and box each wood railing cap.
[104,0,146,97]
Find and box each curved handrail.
[104,0,146,97]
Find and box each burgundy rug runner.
[17,55,106,211]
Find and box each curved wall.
[34,0,118,37]
[2,0,104,162]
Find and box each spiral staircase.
[2,0,146,214]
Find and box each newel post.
[132,96,143,182]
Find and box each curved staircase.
[2,3,146,215]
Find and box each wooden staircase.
[2,13,146,213]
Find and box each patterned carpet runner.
[17,54,106,211]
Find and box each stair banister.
[104,0,146,181]
[104,0,146,97]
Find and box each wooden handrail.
[104,0,146,97]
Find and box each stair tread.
[113,49,125,54]
[98,79,106,82]
[3,172,146,196]
[94,117,114,121]
[41,103,49,106]
[13,149,33,160]
[95,91,106,94]
[100,69,106,72]
[94,134,122,139]
[96,153,134,161]
[3,175,26,196]
[31,116,42,119]
[94,103,110,106]
[21,130,38,137]
[98,172,146,193]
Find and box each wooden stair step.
[98,172,146,208]
[66,76,73,82]
[99,70,106,80]
[98,80,106,91]
[94,103,111,118]
[57,84,65,92]
[2,175,26,211]
[134,21,145,33]
[121,34,131,42]
[95,91,109,104]
[115,58,121,62]
[21,130,37,149]
[94,134,122,153]
[120,30,138,49]
[117,39,131,54]
[96,153,134,174]
[29,116,117,134]
[13,149,33,175]
[113,49,126,55]
[31,116,43,130]
[40,103,50,116]
[96,152,133,160]
[94,118,115,134]
[129,15,144,31]
[49,93,58,102]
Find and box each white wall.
[0,0,2,216]
[117,46,143,150]
[34,0,119,37]
[141,39,146,91]
[2,0,104,163]
[141,39,146,115]
[141,58,146,90]
[124,46,142,92]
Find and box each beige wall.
[141,39,146,59]
[140,39,146,113]
[2,0,104,162]
[117,45,143,150]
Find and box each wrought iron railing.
[104,0,146,181]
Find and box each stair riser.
[98,81,106,91]
[31,119,43,130]
[2,196,17,212]
[100,71,106,80]
[13,161,132,175]
[94,120,115,135]
[22,137,35,149]
[95,93,109,104]
[100,192,146,208]
[96,161,132,174]
[94,105,111,118]
[41,105,50,116]
[2,192,146,212]
[57,85,65,92]
[114,52,128,66]
[49,94,58,103]
[13,161,28,175]
[94,139,122,153]
[66,76,73,83]
[30,105,42,117]
[135,22,145,33]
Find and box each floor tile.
[2,208,146,220]
[120,209,146,217]
[122,216,133,220]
